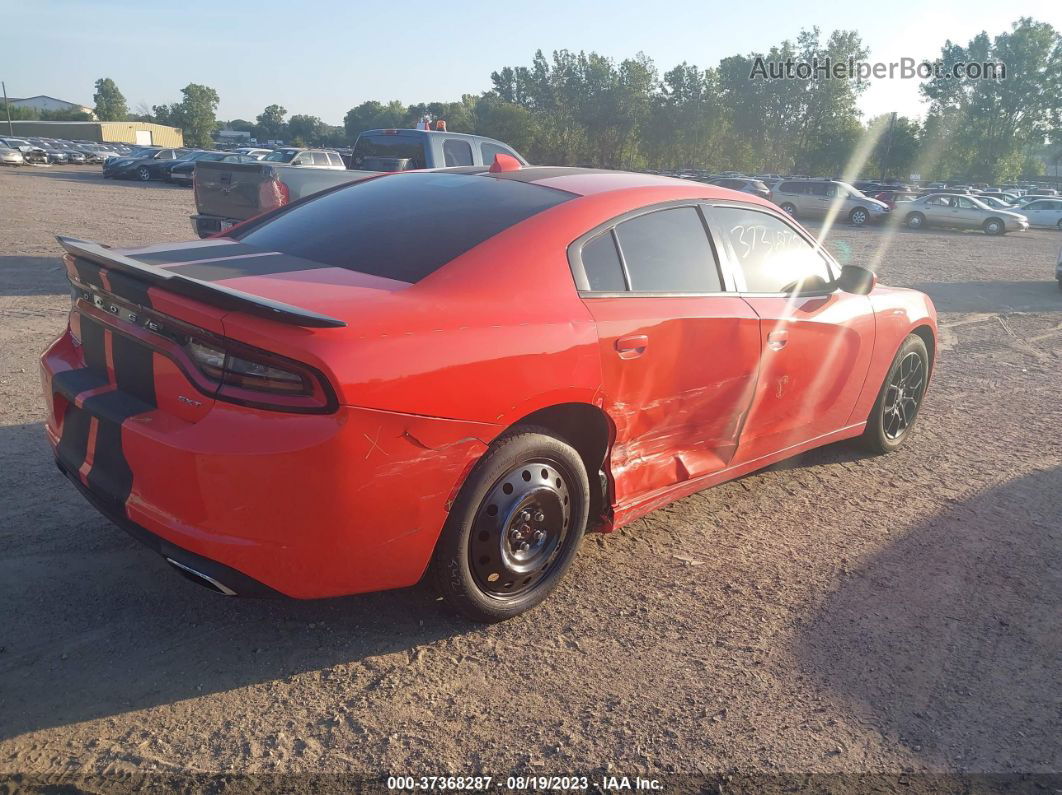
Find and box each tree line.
[23,16,1059,181]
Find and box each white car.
[1018,199,1062,229]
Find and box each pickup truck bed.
[191,129,528,238]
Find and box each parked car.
[43,166,937,621]
[0,143,24,166]
[1017,198,1062,229]
[191,127,528,237]
[261,148,345,169]
[235,147,272,160]
[771,179,890,226]
[0,137,47,163]
[103,148,193,180]
[27,140,69,164]
[900,194,1028,235]
[169,152,259,186]
[1027,188,1059,197]
[873,190,920,210]
[707,177,771,200]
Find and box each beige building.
[3,120,184,147]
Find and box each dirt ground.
[0,165,1059,787]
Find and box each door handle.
[767,329,789,351]
[615,334,648,359]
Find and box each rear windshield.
[233,172,573,283]
[351,134,429,170]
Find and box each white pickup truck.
[190,128,528,237]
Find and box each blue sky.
[3,0,1059,125]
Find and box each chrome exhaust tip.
[165,557,238,596]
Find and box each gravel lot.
[1,165,1059,786]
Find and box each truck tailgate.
[194,160,278,222]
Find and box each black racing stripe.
[132,242,258,265]
[52,367,109,401]
[79,316,107,373]
[111,332,157,407]
[81,386,154,507]
[56,403,92,474]
[85,415,134,506]
[73,257,105,289]
[72,257,153,307]
[166,253,326,281]
[106,269,153,307]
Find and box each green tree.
[93,78,128,121]
[255,104,288,142]
[921,17,1061,181]
[342,100,406,139]
[176,84,219,148]
[288,114,324,145]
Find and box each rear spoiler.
[57,236,346,329]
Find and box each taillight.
[184,335,335,412]
[258,175,290,212]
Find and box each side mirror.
[837,264,877,295]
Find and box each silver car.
[901,193,1028,235]
[771,179,890,226]
[0,144,24,166]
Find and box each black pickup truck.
[191,128,528,238]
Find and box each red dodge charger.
[41,163,936,622]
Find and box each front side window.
[713,206,834,294]
[614,207,721,293]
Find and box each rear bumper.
[190,213,234,238]
[56,460,283,598]
[42,330,495,599]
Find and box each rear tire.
[431,427,590,623]
[861,334,929,455]
[905,212,925,229]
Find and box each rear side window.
[713,206,834,293]
[481,141,518,165]
[311,152,331,166]
[580,232,626,292]
[778,182,801,194]
[443,139,474,167]
[327,152,344,167]
[234,172,572,283]
[614,207,721,293]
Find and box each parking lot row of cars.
[657,171,1062,234]
[0,135,134,165]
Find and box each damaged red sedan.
[41,164,937,622]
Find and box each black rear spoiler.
[57,236,346,329]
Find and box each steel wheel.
[881,351,925,441]
[469,458,574,600]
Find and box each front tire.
[137,166,151,182]
[861,334,929,454]
[905,212,925,229]
[431,427,590,623]
[849,207,869,226]
[983,218,1005,236]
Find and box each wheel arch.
[910,323,936,375]
[509,402,615,529]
